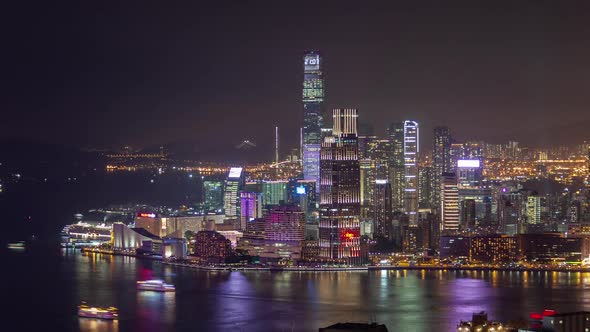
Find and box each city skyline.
[5,3,590,330]
[3,1,590,152]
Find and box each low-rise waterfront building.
[470,235,518,263]
[194,231,232,260]
[519,233,587,262]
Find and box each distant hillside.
[155,139,275,164]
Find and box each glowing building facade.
[265,205,305,242]
[194,231,232,259]
[240,192,263,230]
[203,179,224,212]
[319,109,361,263]
[527,195,541,224]
[456,159,491,228]
[403,120,419,223]
[388,122,405,211]
[432,126,452,209]
[441,172,459,231]
[302,51,324,193]
[223,167,244,220]
[262,180,289,206]
[374,179,393,240]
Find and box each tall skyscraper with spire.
[319,109,361,263]
[403,120,419,223]
[302,51,324,193]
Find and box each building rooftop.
[130,227,160,239]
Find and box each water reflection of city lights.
[78,318,119,332]
[136,290,176,325]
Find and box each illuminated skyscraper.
[319,109,361,263]
[450,141,484,174]
[441,172,459,231]
[365,138,391,219]
[358,135,377,159]
[302,51,324,193]
[203,179,224,211]
[404,120,419,223]
[387,122,405,211]
[456,159,491,228]
[288,179,316,221]
[262,180,288,206]
[359,158,376,219]
[223,167,244,220]
[374,179,393,240]
[419,166,433,208]
[527,194,541,224]
[432,126,452,209]
[240,192,263,230]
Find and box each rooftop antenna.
[275,126,279,164]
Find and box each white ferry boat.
[78,304,118,320]
[136,279,175,292]
[7,241,26,249]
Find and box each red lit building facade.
[319,109,362,263]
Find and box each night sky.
[3,1,590,152]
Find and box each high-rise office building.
[404,120,419,223]
[419,166,433,208]
[450,142,484,174]
[240,192,263,230]
[262,180,288,206]
[203,179,224,211]
[432,126,452,209]
[374,179,393,240]
[319,109,361,263]
[359,158,376,219]
[368,139,392,179]
[527,195,541,224]
[462,199,476,229]
[456,159,491,227]
[223,167,244,220]
[441,172,459,231]
[388,122,405,211]
[365,138,391,219]
[265,205,305,242]
[288,179,317,206]
[358,135,377,159]
[457,159,483,188]
[302,51,324,193]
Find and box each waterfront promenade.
[80,248,590,273]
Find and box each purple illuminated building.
[265,205,305,242]
[240,192,262,230]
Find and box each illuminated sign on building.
[137,213,156,218]
[457,159,480,168]
[296,186,306,194]
[304,54,320,71]
[375,179,388,184]
[340,229,359,241]
[228,167,243,178]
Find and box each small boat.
[136,279,175,292]
[7,241,26,249]
[78,303,118,320]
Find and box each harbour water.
[5,243,590,331]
